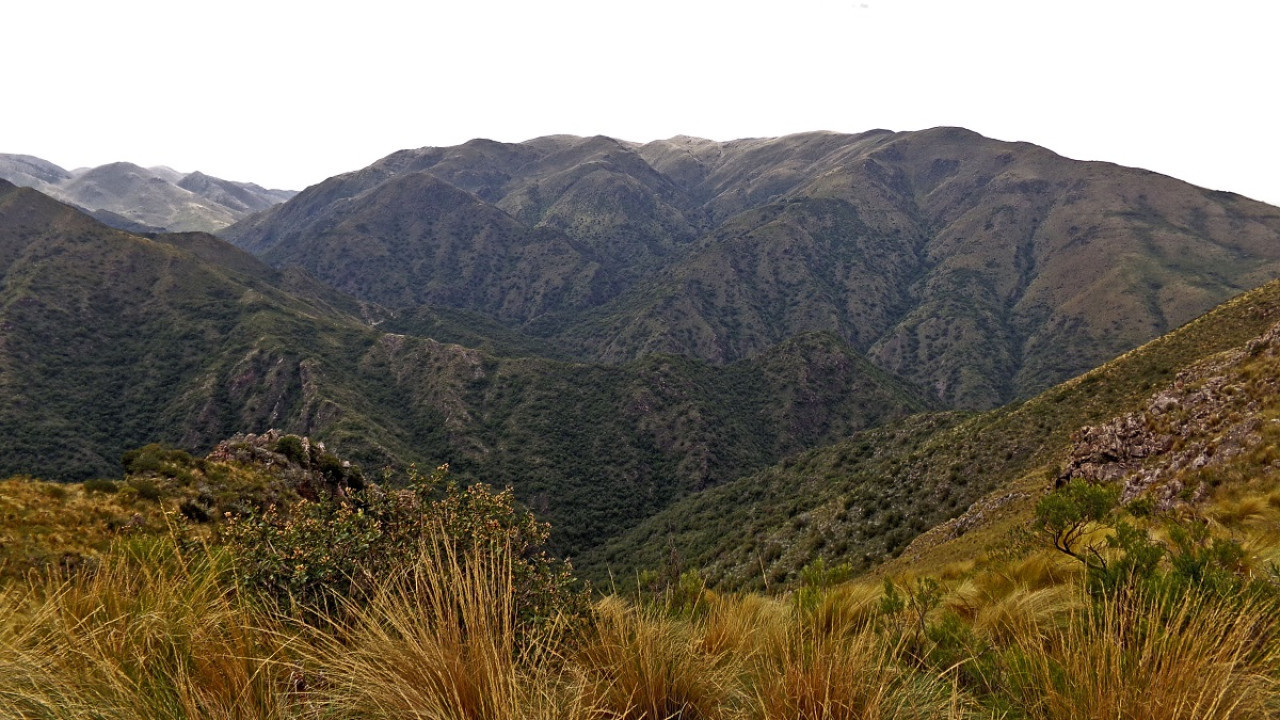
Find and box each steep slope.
[0,181,923,555]
[222,128,1280,409]
[583,279,1280,587]
[0,154,296,232]
[250,172,610,319]
[363,331,925,553]
[577,128,1280,407]
[0,180,387,478]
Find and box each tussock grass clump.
[0,537,292,720]
[968,585,1080,646]
[806,582,883,639]
[747,620,963,720]
[697,591,788,659]
[299,529,592,720]
[1005,588,1280,720]
[577,595,740,719]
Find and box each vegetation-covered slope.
[0,180,922,555]
[586,278,1280,587]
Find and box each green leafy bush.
[1035,480,1268,600]
[127,477,163,503]
[273,435,306,465]
[121,444,197,485]
[221,464,583,628]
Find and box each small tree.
[1035,479,1255,598]
[1034,479,1120,576]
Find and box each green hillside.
[0,180,923,556]
[584,278,1280,587]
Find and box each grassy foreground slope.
[585,278,1280,588]
[3,439,1278,720]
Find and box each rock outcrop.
[1058,321,1280,508]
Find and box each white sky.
[5,0,1277,205]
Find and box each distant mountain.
[0,154,71,192]
[0,180,923,555]
[0,154,295,232]
[222,128,1280,409]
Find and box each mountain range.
[0,154,295,233]
[221,128,1280,409]
[4,126,1280,570]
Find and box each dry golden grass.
[577,595,741,719]
[746,622,963,720]
[3,517,1280,720]
[0,537,293,720]
[1005,589,1280,720]
[298,530,594,720]
[697,591,788,659]
[968,585,1081,647]
[806,582,883,640]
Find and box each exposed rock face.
[1058,321,1280,508]
[1059,415,1175,486]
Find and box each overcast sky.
[5,0,1277,204]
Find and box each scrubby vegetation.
[588,278,1280,588]
[3,470,1278,718]
[5,412,1280,718]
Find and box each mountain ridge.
[222,127,1280,409]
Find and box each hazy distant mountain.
[0,154,295,232]
[223,128,1280,409]
[0,154,71,193]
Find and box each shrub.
[1035,480,1264,598]
[82,478,119,494]
[273,434,306,465]
[221,464,583,628]
[127,477,163,503]
[122,444,194,476]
